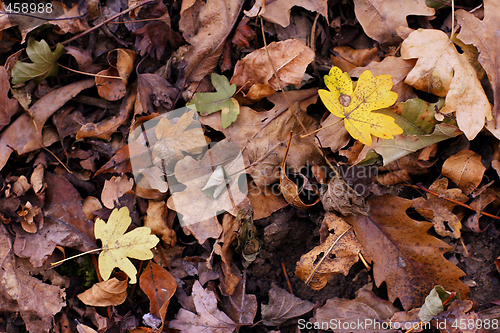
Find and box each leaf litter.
[1,0,500,332]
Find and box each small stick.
[281,262,294,295]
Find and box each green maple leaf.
[12,38,65,84]
[189,73,240,129]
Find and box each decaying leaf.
[295,212,362,290]
[250,0,328,28]
[144,200,176,247]
[0,66,19,130]
[311,288,399,333]
[169,280,237,332]
[352,0,434,45]
[77,277,128,307]
[95,49,136,101]
[139,261,177,330]
[412,178,468,239]
[101,175,134,209]
[345,195,469,310]
[12,38,65,84]
[320,175,370,216]
[442,150,485,195]
[418,286,454,322]
[95,207,159,284]
[401,29,492,140]
[261,283,315,326]
[319,66,402,146]
[231,39,315,99]
[135,73,177,115]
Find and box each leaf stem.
[50,248,102,266]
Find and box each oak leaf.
[401,29,491,140]
[345,195,469,310]
[352,0,434,45]
[319,66,403,146]
[456,0,500,123]
[95,206,159,284]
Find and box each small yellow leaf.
[319,67,403,146]
[95,207,159,284]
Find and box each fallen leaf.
[101,175,134,209]
[352,0,434,45]
[0,224,65,333]
[254,0,327,28]
[412,178,468,239]
[11,38,65,84]
[0,79,95,171]
[190,73,240,129]
[320,174,370,216]
[180,0,245,82]
[95,206,159,284]
[231,39,315,98]
[0,66,19,130]
[418,286,453,322]
[199,88,323,188]
[144,201,176,247]
[319,66,402,146]
[231,17,255,47]
[295,212,362,290]
[167,142,248,244]
[315,113,350,152]
[261,283,315,326]
[345,195,469,310]
[139,261,177,330]
[433,299,477,332]
[246,183,287,220]
[169,280,237,332]
[331,46,380,73]
[350,56,417,103]
[220,274,257,325]
[77,277,128,306]
[442,150,485,195]
[135,73,177,115]
[401,29,491,140]
[456,0,500,121]
[95,49,136,101]
[311,288,399,333]
[96,144,133,175]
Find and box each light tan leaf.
[77,278,128,306]
[456,0,500,123]
[0,79,94,172]
[412,178,468,239]
[261,283,315,326]
[169,280,237,333]
[231,39,314,96]
[353,0,434,45]
[350,56,417,103]
[442,150,485,196]
[101,175,134,209]
[315,113,350,152]
[401,29,491,140]
[259,0,328,28]
[312,288,399,333]
[295,212,362,290]
[144,201,176,247]
[345,195,469,310]
[95,49,136,101]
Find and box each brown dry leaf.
[180,0,245,83]
[139,261,177,330]
[353,0,434,45]
[261,283,315,326]
[331,46,380,73]
[316,113,350,152]
[231,39,314,99]
[167,142,248,244]
[0,224,65,333]
[135,73,178,115]
[433,299,476,332]
[320,175,370,216]
[220,274,257,325]
[144,201,176,247]
[18,201,41,234]
[199,88,323,188]
[78,277,128,306]
[30,163,45,194]
[412,178,468,239]
[246,184,287,220]
[456,0,500,123]
[401,29,491,140]
[249,0,327,28]
[312,288,399,333]
[350,56,417,103]
[345,195,469,310]
[101,175,134,209]
[0,79,94,172]
[82,196,103,220]
[232,17,256,47]
[295,212,362,290]
[0,66,19,130]
[77,85,136,140]
[465,190,498,233]
[442,150,485,195]
[169,280,237,332]
[133,1,183,59]
[95,49,136,101]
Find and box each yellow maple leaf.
[95,207,159,284]
[318,66,403,145]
